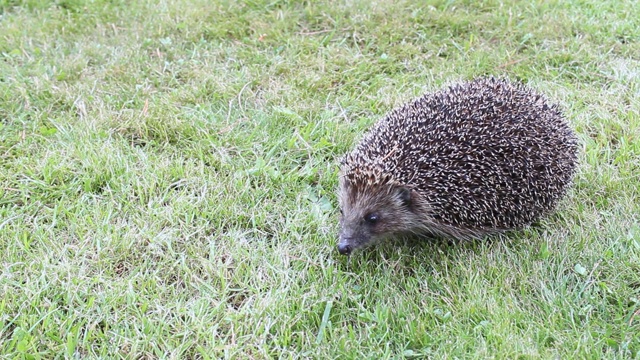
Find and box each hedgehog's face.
[337,177,420,255]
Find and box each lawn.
[1,0,639,358]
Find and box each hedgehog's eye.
[339,208,344,215]
[364,212,379,225]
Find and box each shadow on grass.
[334,228,545,276]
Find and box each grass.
[1,0,639,358]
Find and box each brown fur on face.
[337,174,424,254]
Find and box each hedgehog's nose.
[337,243,353,256]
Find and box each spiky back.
[340,77,579,234]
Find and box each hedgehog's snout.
[337,241,353,255]
[337,232,359,256]
[338,226,375,256]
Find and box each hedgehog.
[336,77,579,255]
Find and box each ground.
[0,0,639,358]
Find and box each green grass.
[1,0,639,358]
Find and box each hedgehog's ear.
[396,186,412,207]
